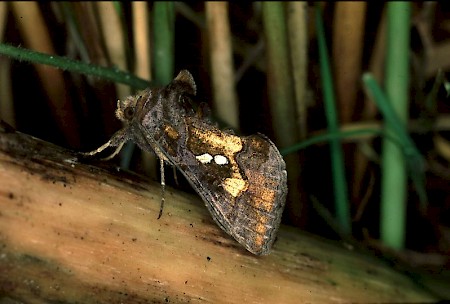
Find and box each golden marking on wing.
[164,124,180,140]
[223,177,248,198]
[253,189,277,212]
[254,235,264,249]
[188,123,249,197]
[255,221,267,234]
[189,126,242,154]
[243,170,278,211]
[253,221,268,249]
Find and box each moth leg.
[80,128,128,160]
[157,158,165,219]
[82,139,115,156]
[102,140,126,160]
[172,165,179,186]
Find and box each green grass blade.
[280,128,403,157]
[363,73,427,210]
[153,1,175,84]
[379,2,411,249]
[261,2,298,148]
[0,43,151,89]
[315,5,351,234]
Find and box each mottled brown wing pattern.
[159,117,288,255]
[231,134,287,254]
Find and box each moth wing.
[164,119,287,255]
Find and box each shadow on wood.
[0,124,436,303]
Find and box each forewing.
[159,117,287,255]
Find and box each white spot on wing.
[196,153,213,164]
[214,155,228,165]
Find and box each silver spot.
[196,153,213,164]
[214,155,228,165]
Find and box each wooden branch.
[0,124,436,303]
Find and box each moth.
[84,70,288,255]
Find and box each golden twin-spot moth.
[84,70,287,255]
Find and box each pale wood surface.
[0,126,436,303]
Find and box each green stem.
[315,5,351,234]
[153,1,175,84]
[280,128,402,157]
[363,74,426,210]
[380,2,411,249]
[0,43,151,89]
[261,2,298,148]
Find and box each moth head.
[115,93,141,122]
[115,70,196,123]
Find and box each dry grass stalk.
[0,126,436,303]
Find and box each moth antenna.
[157,158,165,219]
[114,99,123,120]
